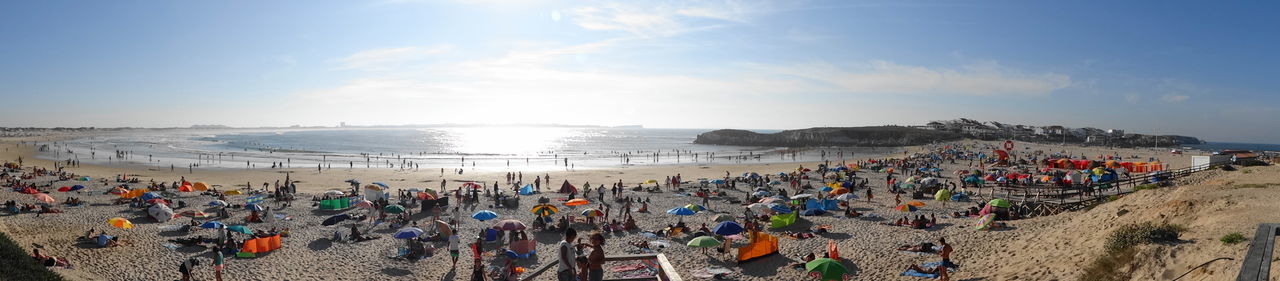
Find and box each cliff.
[693,126,964,147]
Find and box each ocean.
[35,127,895,171]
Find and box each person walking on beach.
[939,237,956,268]
[449,232,461,270]
[557,228,578,281]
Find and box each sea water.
[35,127,895,171]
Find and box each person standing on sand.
[214,250,224,281]
[179,257,198,281]
[586,232,606,281]
[557,228,578,281]
[939,237,956,268]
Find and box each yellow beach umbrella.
[108,217,134,229]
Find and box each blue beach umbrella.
[245,204,264,212]
[666,207,696,216]
[227,225,253,235]
[372,182,390,189]
[199,221,225,229]
[393,227,424,239]
[472,210,498,221]
[70,185,86,191]
[713,221,744,236]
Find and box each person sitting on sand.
[897,242,937,253]
[844,207,861,217]
[637,202,648,213]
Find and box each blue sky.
[0,0,1276,143]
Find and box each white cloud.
[334,45,454,71]
[1159,94,1189,103]
[569,0,767,38]
[766,60,1072,97]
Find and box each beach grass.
[0,232,65,281]
[1220,232,1247,245]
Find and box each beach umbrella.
[107,217,134,229]
[667,207,696,216]
[833,193,858,201]
[417,192,437,200]
[433,220,454,236]
[805,258,850,281]
[906,201,926,207]
[988,198,1012,208]
[324,190,345,196]
[684,204,706,212]
[974,214,996,230]
[383,204,406,214]
[226,225,253,235]
[192,182,209,191]
[564,199,589,206]
[934,189,952,202]
[686,236,722,248]
[819,186,833,192]
[200,221,225,229]
[364,184,383,191]
[531,204,559,216]
[393,227,424,239]
[372,182,390,189]
[207,200,228,207]
[472,210,498,221]
[791,194,813,200]
[493,220,527,231]
[32,193,54,204]
[752,191,771,197]
[581,209,604,217]
[894,204,918,212]
[712,214,736,222]
[419,188,439,198]
[353,200,374,209]
[769,204,792,214]
[462,182,483,189]
[245,204,265,212]
[713,221,744,236]
[222,190,242,195]
[322,214,352,226]
[747,203,770,212]
[829,188,849,196]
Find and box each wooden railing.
[520,253,683,281]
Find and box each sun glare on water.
[439,127,572,156]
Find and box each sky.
[0,0,1277,143]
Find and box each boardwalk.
[963,163,1217,217]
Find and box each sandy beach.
[0,134,1240,281]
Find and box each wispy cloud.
[569,0,771,38]
[334,45,454,71]
[766,60,1072,97]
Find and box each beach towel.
[900,262,956,278]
